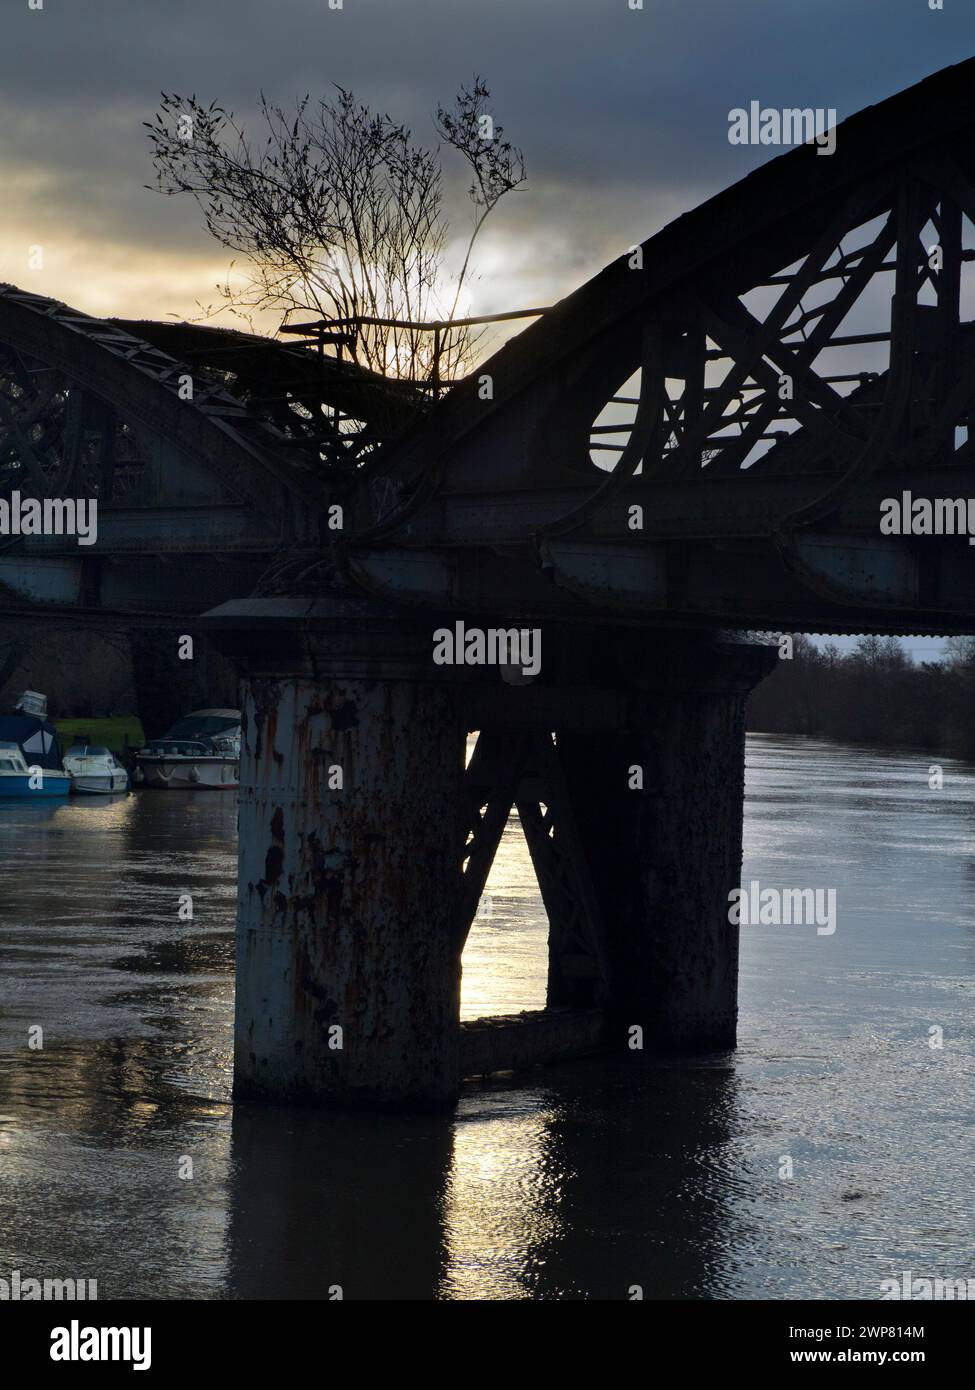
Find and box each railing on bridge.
[278,305,552,399]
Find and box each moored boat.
[0,692,72,799]
[63,741,130,795]
[133,708,241,790]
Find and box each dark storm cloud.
[1,0,973,304]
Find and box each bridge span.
[3,61,975,1104]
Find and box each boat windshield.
[0,742,25,771]
[162,717,239,739]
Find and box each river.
[1,734,973,1300]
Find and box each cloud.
[1,0,973,319]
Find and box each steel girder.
[0,284,325,515]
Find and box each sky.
[1,0,973,656]
[2,0,973,324]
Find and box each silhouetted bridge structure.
[2,62,975,1104]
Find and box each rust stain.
[256,802,286,899]
[263,843,284,886]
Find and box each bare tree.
[145,79,526,382]
[944,635,975,665]
[434,77,527,324]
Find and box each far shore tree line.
[747,634,975,760]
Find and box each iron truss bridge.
[3,58,975,635]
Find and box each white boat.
[63,742,129,795]
[0,693,72,799]
[133,708,241,790]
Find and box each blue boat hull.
[0,774,71,798]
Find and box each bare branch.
[147,79,526,380]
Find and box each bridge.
[2,60,975,1105]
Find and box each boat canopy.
[0,715,65,771]
[162,713,240,739]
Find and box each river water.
[1,734,973,1300]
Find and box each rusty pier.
[207,591,773,1107]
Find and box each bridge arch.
[373,59,975,549]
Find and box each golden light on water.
[461,732,549,1019]
[440,1108,563,1300]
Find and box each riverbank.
[54,716,145,758]
[747,635,975,759]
